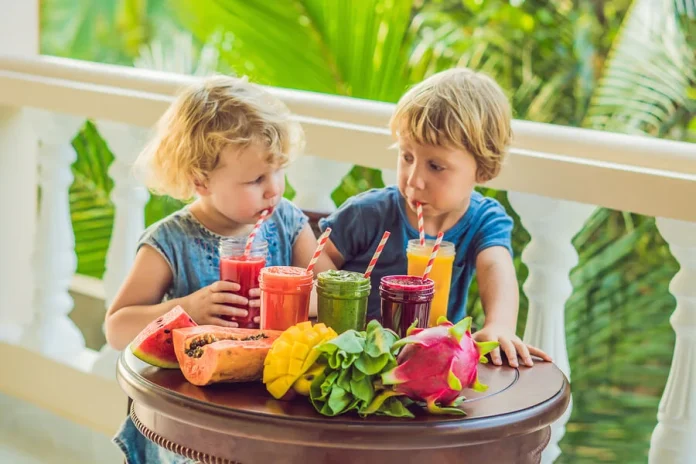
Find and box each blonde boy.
[321,68,551,367]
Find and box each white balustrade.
[381,168,398,186]
[90,121,150,379]
[507,191,596,463]
[286,154,353,211]
[22,111,85,363]
[0,107,37,344]
[649,218,696,464]
[0,0,36,344]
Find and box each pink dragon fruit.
[381,316,498,414]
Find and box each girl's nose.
[264,176,282,199]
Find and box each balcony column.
[286,155,353,212]
[0,0,39,343]
[507,191,596,463]
[91,121,149,379]
[23,112,86,363]
[649,218,696,463]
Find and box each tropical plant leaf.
[170,0,341,93]
[41,0,118,61]
[584,0,696,136]
[299,0,413,101]
[70,121,115,278]
[40,0,179,65]
[134,27,226,76]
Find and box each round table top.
[117,348,570,451]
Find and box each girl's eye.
[429,162,444,172]
[401,153,414,163]
[250,175,265,184]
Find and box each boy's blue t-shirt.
[319,185,513,323]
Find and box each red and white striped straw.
[422,231,444,281]
[416,202,425,246]
[244,209,269,256]
[364,231,391,278]
[306,228,332,275]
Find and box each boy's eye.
[401,153,414,163]
[250,175,265,184]
[429,161,444,172]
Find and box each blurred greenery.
[41,0,695,462]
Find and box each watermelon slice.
[130,305,197,368]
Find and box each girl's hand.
[184,281,249,327]
[473,323,552,368]
[248,288,262,324]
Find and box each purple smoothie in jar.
[379,275,435,337]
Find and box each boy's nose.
[406,166,426,190]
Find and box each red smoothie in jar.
[379,275,435,338]
[219,237,267,328]
[259,266,314,331]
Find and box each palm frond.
[70,121,115,278]
[584,0,696,136]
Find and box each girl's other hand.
[248,288,262,324]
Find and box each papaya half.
[173,326,282,386]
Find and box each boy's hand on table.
[472,323,553,368]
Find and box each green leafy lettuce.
[309,320,414,418]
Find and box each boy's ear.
[475,166,493,185]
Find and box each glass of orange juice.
[406,239,455,326]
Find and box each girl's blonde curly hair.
[390,68,512,182]
[135,75,305,201]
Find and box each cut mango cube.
[262,321,338,399]
[290,342,310,360]
[288,358,304,376]
[295,321,313,331]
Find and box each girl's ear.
[193,175,210,197]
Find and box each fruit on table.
[130,305,197,368]
[308,319,413,418]
[381,316,498,414]
[292,364,325,396]
[173,326,282,386]
[263,321,338,399]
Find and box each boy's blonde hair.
[136,75,305,200]
[390,68,512,182]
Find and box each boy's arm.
[473,246,552,367]
[323,239,345,269]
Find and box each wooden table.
[117,349,570,464]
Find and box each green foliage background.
[42,0,695,461]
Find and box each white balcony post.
[0,0,39,344]
[649,218,696,463]
[381,168,397,187]
[286,155,353,212]
[91,121,150,378]
[22,112,86,362]
[507,191,595,464]
[0,107,37,344]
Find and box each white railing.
[0,54,695,464]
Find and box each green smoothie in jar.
[316,270,371,333]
